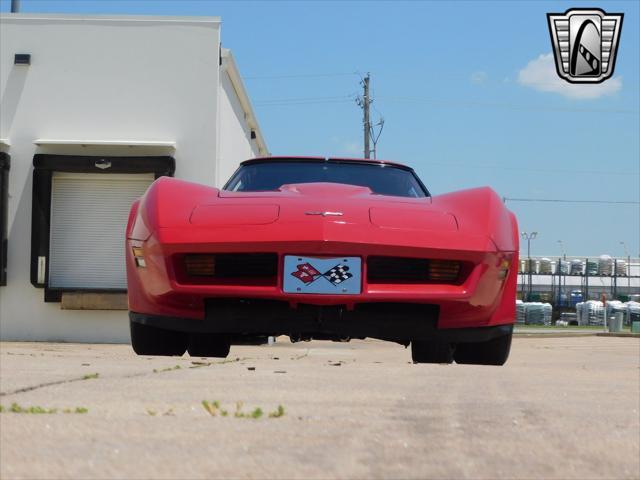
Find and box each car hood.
[194,183,457,232]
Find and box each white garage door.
[49,172,155,289]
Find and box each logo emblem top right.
[547,8,623,84]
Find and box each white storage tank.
[570,259,584,275]
[598,255,614,276]
[615,259,627,276]
[539,258,552,274]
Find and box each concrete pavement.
[1,336,639,479]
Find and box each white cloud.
[328,136,362,157]
[470,71,488,84]
[517,53,622,100]
[342,141,361,156]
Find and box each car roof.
[239,156,413,170]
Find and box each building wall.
[0,14,265,343]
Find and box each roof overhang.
[34,139,176,149]
[0,13,220,25]
[221,49,269,157]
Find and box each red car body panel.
[126,160,519,335]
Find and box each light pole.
[557,240,566,305]
[521,231,538,301]
[620,241,630,292]
[557,240,566,260]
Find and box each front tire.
[411,340,454,364]
[454,333,513,366]
[130,321,188,356]
[188,333,231,358]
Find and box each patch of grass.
[1,403,88,414]
[82,373,99,380]
[250,407,263,419]
[200,400,284,419]
[189,361,212,369]
[269,405,285,418]
[202,400,228,417]
[202,400,220,416]
[234,401,245,418]
[63,407,88,414]
[9,403,56,414]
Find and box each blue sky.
[2,0,639,257]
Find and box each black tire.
[454,333,512,366]
[130,321,188,356]
[188,333,231,358]
[411,340,454,364]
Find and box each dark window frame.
[31,154,175,302]
[0,152,9,286]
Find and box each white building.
[0,13,268,343]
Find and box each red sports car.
[126,157,518,364]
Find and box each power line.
[255,101,354,108]
[376,96,638,115]
[504,197,640,205]
[253,95,354,106]
[252,94,637,114]
[255,95,352,103]
[422,161,639,177]
[243,72,359,80]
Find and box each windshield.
[223,161,428,198]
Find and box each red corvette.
[126,157,518,364]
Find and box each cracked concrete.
[1,337,639,479]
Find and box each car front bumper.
[130,300,514,345]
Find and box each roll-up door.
[49,172,154,289]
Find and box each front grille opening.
[179,253,278,285]
[367,256,467,284]
[368,257,429,282]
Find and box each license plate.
[283,256,362,294]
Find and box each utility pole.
[363,73,371,159]
[11,0,20,12]
[356,73,383,159]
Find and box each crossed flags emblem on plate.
[291,262,353,286]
